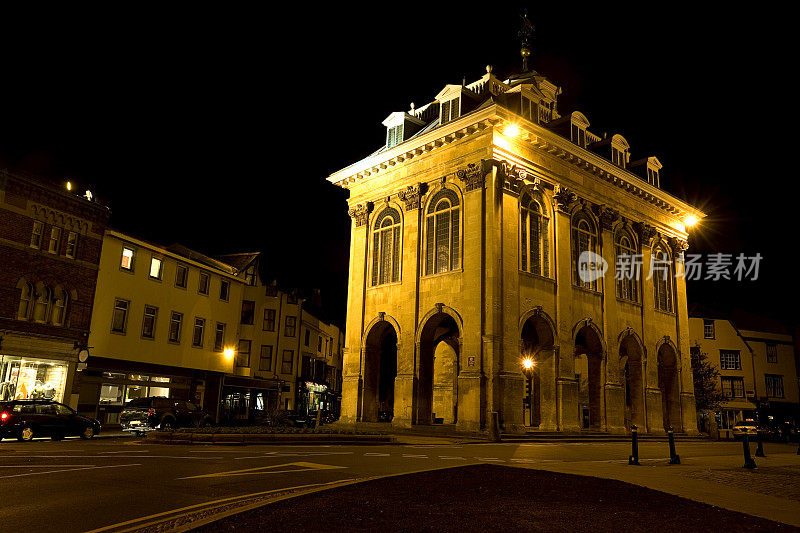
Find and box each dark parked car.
[120,397,214,434]
[0,400,101,441]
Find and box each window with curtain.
[33,285,52,323]
[652,244,673,312]
[615,229,638,302]
[17,281,33,320]
[51,288,69,326]
[425,189,460,275]
[371,207,402,286]
[520,193,549,277]
[572,212,598,290]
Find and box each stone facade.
[328,66,703,434]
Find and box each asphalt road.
[0,436,794,532]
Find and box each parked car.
[120,397,213,435]
[0,400,101,442]
[732,419,759,440]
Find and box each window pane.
[149,258,162,279]
[435,210,450,273]
[121,248,134,270]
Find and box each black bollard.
[755,431,765,458]
[629,424,640,465]
[742,434,757,469]
[667,426,681,464]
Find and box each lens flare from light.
[684,215,698,228]
[504,124,521,137]
[522,357,534,370]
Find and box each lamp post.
[522,358,534,427]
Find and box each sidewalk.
[515,447,800,527]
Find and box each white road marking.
[0,463,140,479]
[476,458,504,462]
[0,455,224,460]
[438,456,466,460]
[402,454,428,458]
[364,453,390,456]
[0,464,95,468]
[99,450,149,454]
[178,461,346,480]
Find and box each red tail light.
[147,408,156,415]
[0,412,9,421]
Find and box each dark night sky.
[1,6,796,327]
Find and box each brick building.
[0,170,109,408]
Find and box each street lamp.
[521,357,535,426]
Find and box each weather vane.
[518,9,534,72]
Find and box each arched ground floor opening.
[575,325,604,430]
[620,334,645,430]
[361,320,397,423]
[658,343,681,431]
[520,313,556,428]
[417,312,460,425]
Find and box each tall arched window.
[425,189,460,275]
[51,287,69,326]
[520,192,549,277]
[653,244,673,312]
[17,281,33,320]
[32,283,52,323]
[572,212,598,290]
[372,207,401,286]
[615,229,638,302]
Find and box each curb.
[145,432,395,445]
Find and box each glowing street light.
[223,347,235,359]
[522,357,535,372]
[684,215,698,229]
[521,357,535,427]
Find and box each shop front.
[297,380,332,415]
[0,354,70,403]
[76,356,222,426]
[219,375,281,425]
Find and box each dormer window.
[647,167,659,187]
[387,125,403,149]
[610,134,630,170]
[538,100,553,123]
[568,112,591,148]
[440,97,460,125]
[520,96,536,122]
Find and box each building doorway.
[362,321,397,423]
[658,343,681,431]
[520,313,555,427]
[575,325,603,430]
[620,334,645,430]
[417,313,459,425]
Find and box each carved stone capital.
[668,236,689,255]
[633,221,657,246]
[553,185,577,213]
[594,205,620,231]
[397,183,428,211]
[348,202,374,227]
[456,160,486,192]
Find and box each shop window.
[241,300,255,325]
[220,279,230,301]
[214,323,226,352]
[263,309,276,331]
[48,227,61,254]
[0,355,68,403]
[237,340,251,367]
[766,343,778,363]
[285,316,297,337]
[281,350,294,374]
[192,317,205,347]
[150,376,170,397]
[141,305,157,339]
[169,311,183,343]
[30,220,43,248]
[111,298,130,333]
[259,345,273,372]
[65,232,78,259]
[198,272,210,295]
[175,264,188,288]
[121,246,135,271]
[149,257,163,280]
[99,376,125,405]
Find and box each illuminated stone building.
[328,27,704,433]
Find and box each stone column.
[457,161,489,432]
[553,185,580,432]
[597,205,626,434]
[671,237,698,435]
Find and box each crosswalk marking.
[178,461,346,480]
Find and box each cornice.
[327,104,705,223]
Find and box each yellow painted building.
[689,312,799,438]
[329,63,704,433]
[80,231,244,424]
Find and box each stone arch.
[360,316,400,423]
[362,312,402,351]
[423,180,464,211]
[415,305,463,425]
[619,331,646,430]
[519,308,557,428]
[573,319,605,430]
[657,341,682,431]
